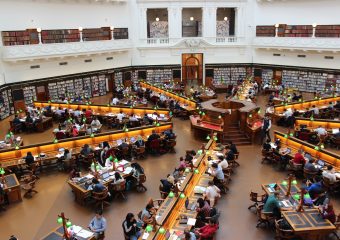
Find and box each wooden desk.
[295,117,340,131]
[0,138,24,152]
[37,117,53,132]
[34,101,170,119]
[274,131,340,169]
[189,115,223,139]
[0,124,173,169]
[40,225,95,240]
[140,81,197,111]
[3,174,22,203]
[262,182,300,196]
[282,209,335,240]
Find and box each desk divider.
[295,118,340,129]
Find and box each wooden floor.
[0,93,339,240]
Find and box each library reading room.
[2,0,340,240]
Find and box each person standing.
[261,115,272,143]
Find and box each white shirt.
[311,107,319,115]
[205,185,221,200]
[283,109,293,118]
[117,113,125,121]
[105,158,113,167]
[322,170,337,183]
[160,95,167,102]
[315,127,327,136]
[218,159,228,170]
[74,110,82,117]
[55,109,64,116]
[91,119,101,127]
[111,98,119,105]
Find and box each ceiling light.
[156,17,160,22]
[190,17,194,21]
[224,17,228,21]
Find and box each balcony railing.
[2,39,133,61]
[253,37,340,51]
[139,36,245,48]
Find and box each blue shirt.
[213,166,224,180]
[89,216,107,233]
[263,195,280,213]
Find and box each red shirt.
[198,224,218,238]
[293,153,305,165]
[85,110,92,118]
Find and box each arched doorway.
[182,53,203,86]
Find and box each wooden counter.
[34,101,170,118]
[2,174,22,203]
[40,225,95,240]
[274,131,340,169]
[139,81,197,111]
[0,123,173,168]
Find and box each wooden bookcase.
[83,27,111,41]
[1,29,39,46]
[41,29,80,44]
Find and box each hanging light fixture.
[156,17,160,22]
[224,16,228,21]
[190,16,194,21]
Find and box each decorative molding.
[2,40,133,62]
[253,37,340,52]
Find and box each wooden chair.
[322,176,337,194]
[92,187,110,211]
[121,146,131,160]
[136,174,147,192]
[261,149,273,164]
[274,219,297,240]
[256,204,274,228]
[149,139,161,154]
[165,139,177,153]
[110,180,127,200]
[22,175,38,198]
[82,153,95,170]
[303,168,318,182]
[248,191,266,210]
[288,161,303,178]
[0,194,6,211]
[134,146,146,159]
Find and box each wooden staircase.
[222,123,252,146]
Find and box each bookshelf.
[23,86,37,106]
[316,25,340,38]
[282,70,328,92]
[83,77,92,98]
[146,69,172,85]
[256,26,275,37]
[284,25,313,37]
[83,28,110,41]
[261,69,273,85]
[41,29,80,44]
[213,67,247,85]
[113,28,129,39]
[213,68,230,85]
[91,75,107,97]
[132,71,139,85]
[114,71,123,86]
[0,87,13,120]
[1,29,39,46]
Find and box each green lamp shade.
[90,133,95,138]
[213,136,218,141]
[109,156,113,161]
[96,165,100,170]
[168,191,174,198]
[249,114,252,118]
[169,111,173,116]
[107,104,110,107]
[284,134,288,138]
[53,139,58,143]
[180,193,185,199]
[197,150,203,155]
[314,146,320,151]
[202,112,206,116]
[83,118,86,123]
[282,180,288,186]
[218,115,222,119]
[185,168,190,173]
[198,111,202,115]
[293,194,300,200]
[6,134,10,138]
[156,123,160,127]
[86,102,89,105]
[320,144,325,149]
[292,180,297,185]
[206,135,211,140]
[0,170,5,175]
[194,169,199,174]
[304,193,311,199]
[66,221,72,227]
[19,109,23,112]
[125,128,129,132]
[289,133,294,137]
[57,217,63,224]
[114,158,119,163]
[158,227,165,234]
[145,225,153,233]
[15,146,19,150]
[310,117,314,121]
[48,101,51,103]
[130,105,133,108]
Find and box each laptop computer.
[332,128,340,134]
[130,137,136,143]
[317,159,325,167]
[102,172,110,179]
[160,114,165,118]
[117,139,123,146]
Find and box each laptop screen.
[117,139,123,145]
[317,160,325,167]
[332,128,339,134]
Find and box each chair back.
[322,176,333,187]
[55,131,66,140]
[150,139,160,149]
[166,139,176,148]
[303,168,318,179]
[136,146,145,154]
[112,180,126,192]
[139,174,146,184]
[250,191,258,202]
[93,187,109,201]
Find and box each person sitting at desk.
[184,230,197,240]
[89,210,107,239]
[71,125,79,137]
[194,219,219,239]
[91,117,101,127]
[328,101,334,110]
[59,149,72,170]
[306,176,324,199]
[55,107,64,117]
[334,101,340,109]
[263,191,281,219]
[304,159,319,174]
[314,125,327,136]
[292,149,306,165]
[112,172,124,184]
[129,114,139,122]
[118,140,129,150]
[73,108,82,118]
[322,165,338,184]
[224,145,235,161]
[268,92,275,103]
[196,198,211,224]
[164,129,175,140]
[117,111,125,122]
[210,163,224,186]
[135,136,145,148]
[304,152,312,162]
[125,162,144,190]
[147,130,160,142]
[85,108,92,119]
[173,167,185,181]
[217,155,228,170]
[25,152,35,166]
[310,105,319,115]
[12,114,23,132]
[228,141,238,154]
[122,213,141,240]
[25,112,34,125]
[92,178,105,193]
[80,144,93,158]
[111,97,119,105]
[160,175,174,194]
[204,180,221,207]
[140,203,156,227]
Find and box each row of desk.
[0,123,173,169]
[295,117,340,131]
[139,81,197,112]
[273,131,340,169]
[140,138,215,240]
